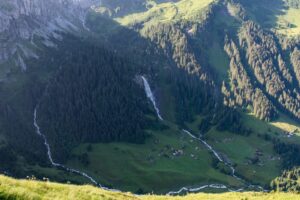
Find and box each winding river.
[33,76,264,195]
[34,106,124,193]
[167,129,266,194]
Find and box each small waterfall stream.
[82,11,90,31]
[141,76,163,120]
[182,130,238,178]
[166,129,245,195]
[139,76,252,194]
[32,76,265,195]
[33,107,99,186]
[180,129,265,192]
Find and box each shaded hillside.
[1,0,300,194]
[271,167,300,192]
[101,0,300,122]
[37,35,150,162]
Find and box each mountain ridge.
[1,0,300,196]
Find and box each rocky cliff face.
[0,0,95,71]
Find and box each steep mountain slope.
[108,0,300,122]
[79,0,300,192]
[36,35,150,162]
[0,0,94,71]
[1,0,300,196]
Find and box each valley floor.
[65,120,243,193]
[59,111,300,193]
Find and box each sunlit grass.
[1,175,300,200]
[270,115,300,135]
[115,0,215,27]
[184,111,300,186]
[276,8,300,36]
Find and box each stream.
[33,75,265,195]
[140,76,265,194]
[178,129,266,193]
[34,107,100,186]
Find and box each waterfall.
[141,76,163,120]
[32,80,265,195]
[82,11,90,31]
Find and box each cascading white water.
[33,76,265,195]
[183,130,224,162]
[164,129,244,195]
[167,184,230,195]
[33,107,99,186]
[139,76,252,194]
[183,129,241,178]
[181,129,266,192]
[141,76,163,120]
[82,11,90,31]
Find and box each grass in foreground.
[0,175,300,200]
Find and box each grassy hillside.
[65,120,242,193]
[61,108,300,193]
[1,0,300,197]
[184,111,300,187]
[115,0,215,27]
[61,0,300,192]
[239,0,300,37]
[0,175,300,200]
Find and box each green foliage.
[273,140,300,169]
[238,0,300,36]
[271,167,300,192]
[115,0,215,26]
[171,71,213,125]
[215,109,252,136]
[0,45,58,174]
[1,0,300,194]
[258,132,300,170]
[66,124,242,193]
[291,47,300,87]
[38,35,149,162]
[0,146,17,170]
[0,2,14,12]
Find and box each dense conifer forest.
[37,36,150,162]
[1,0,300,196]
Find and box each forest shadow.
[85,10,164,76]
[239,0,288,29]
[95,0,181,18]
[4,6,298,194]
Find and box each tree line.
[37,35,150,162]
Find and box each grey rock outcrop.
[0,0,95,70]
